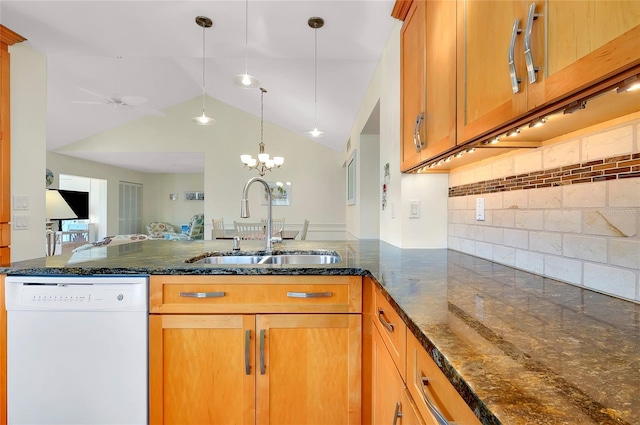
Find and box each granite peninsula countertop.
[2,239,638,425]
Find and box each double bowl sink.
[187,252,342,266]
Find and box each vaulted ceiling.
[1,0,396,172]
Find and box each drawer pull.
[377,308,395,333]
[392,401,403,425]
[259,329,266,375]
[419,376,450,425]
[286,291,332,298]
[508,18,522,93]
[179,291,226,298]
[524,2,540,83]
[245,330,251,375]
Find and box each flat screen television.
[58,189,90,220]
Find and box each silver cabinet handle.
[509,18,522,93]
[245,330,251,375]
[259,329,266,375]
[414,112,425,152]
[524,2,539,83]
[377,308,395,333]
[286,291,332,298]
[179,291,225,298]
[419,376,450,425]
[392,401,403,425]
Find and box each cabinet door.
[256,314,361,425]
[422,0,457,160]
[372,325,424,425]
[457,0,529,144]
[400,0,426,171]
[149,314,255,425]
[528,0,640,107]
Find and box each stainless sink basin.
[188,252,342,265]
[260,254,342,265]
[194,255,265,264]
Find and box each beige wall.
[448,115,640,302]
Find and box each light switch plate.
[476,198,485,221]
[409,200,420,218]
[13,195,29,211]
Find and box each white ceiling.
[0,0,396,173]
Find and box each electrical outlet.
[476,198,485,221]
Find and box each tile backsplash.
[448,117,640,302]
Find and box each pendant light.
[234,0,261,89]
[306,16,325,138]
[192,16,215,125]
[240,87,284,175]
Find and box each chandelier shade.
[240,87,284,176]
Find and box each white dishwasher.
[5,275,148,425]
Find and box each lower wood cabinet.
[372,324,424,425]
[149,275,362,425]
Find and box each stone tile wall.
[448,117,640,302]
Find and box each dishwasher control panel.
[5,276,148,312]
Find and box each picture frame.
[261,182,291,206]
[185,191,204,201]
[346,150,356,205]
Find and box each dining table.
[214,229,300,240]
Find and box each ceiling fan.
[71,57,164,116]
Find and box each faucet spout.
[241,177,273,253]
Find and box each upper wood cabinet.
[399,0,457,172]
[528,1,640,108]
[457,0,640,145]
[0,26,26,265]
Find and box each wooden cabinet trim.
[0,26,26,46]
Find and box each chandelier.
[240,87,284,176]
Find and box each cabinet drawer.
[373,287,406,381]
[150,275,362,314]
[407,331,481,425]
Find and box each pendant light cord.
[260,87,265,146]
[313,27,318,128]
[201,24,206,112]
[244,0,249,73]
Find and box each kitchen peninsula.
[2,239,638,425]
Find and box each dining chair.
[300,219,309,240]
[262,217,285,235]
[212,218,226,239]
[234,221,266,240]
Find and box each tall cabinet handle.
[392,401,403,425]
[377,308,395,333]
[524,2,540,83]
[259,329,266,375]
[413,113,425,152]
[419,376,450,425]
[508,18,522,93]
[244,330,251,375]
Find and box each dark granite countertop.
[2,239,638,425]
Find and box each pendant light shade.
[234,0,261,89]
[305,16,325,138]
[192,15,215,125]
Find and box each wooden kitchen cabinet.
[149,275,362,425]
[399,0,457,172]
[457,0,640,145]
[528,0,640,108]
[0,26,26,266]
[372,325,424,424]
[406,331,481,425]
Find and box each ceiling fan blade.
[70,100,108,105]
[77,87,111,101]
[121,96,148,106]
